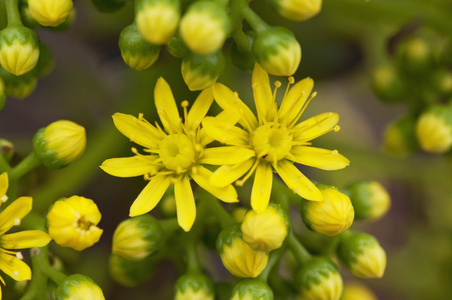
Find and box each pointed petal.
[187,87,214,131]
[0,172,8,201]
[154,77,182,133]
[252,64,273,123]
[0,197,32,235]
[174,176,196,232]
[199,146,255,165]
[250,162,273,213]
[100,156,161,177]
[112,113,161,148]
[0,231,51,249]
[0,251,31,281]
[279,77,314,125]
[129,176,171,216]
[209,159,255,188]
[293,112,339,142]
[202,116,249,146]
[288,146,350,170]
[192,166,238,203]
[212,83,258,130]
[274,160,323,201]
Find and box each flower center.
[159,134,196,172]
[251,122,293,162]
[77,216,93,231]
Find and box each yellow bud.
[136,0,180,45]
[56,274,105,300]
[342,282,378,300]
[217,226,268,278]
[300,185,354,236]
[47,196,103,251]
[33,120,86,169]
[28,0,74,27]
[174,273,214,300]
[346,181,391,221]
[241,203,289,252]
[273,0,322,22]
[231,207,248,223]
[231,278,274,300]
[416,105,452,154]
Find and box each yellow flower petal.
[279,77,314,125]
[191,166,238,203]
[0,230,51,249]
[199,146,255,165]
[288,146,350,170]
[293,112,339,142]
[112,113,162,149]
[202,116,249,146]
[212,83,258,130]
[0,251,31,281]
[274,160,323,201]
[0,172,8,201]
[100,156,161,177]
[250,162,273,213]
[209,159,255,188]
[174,176,196,232]
[187,87,214,131]
[154,77,182,133]
[130,176,171,217]
[0,197,32,235]
[252,64,273,123]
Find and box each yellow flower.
[101,78,239,232]
[202,64,349,212]
[28,0,74,27]
[47,196,103,251]
[0,173,51,295]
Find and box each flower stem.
[240,3,268,33]
[159,218,180,237]
[20,248,48,300]
[34,246,67,285]
[5,0,23,27]
[259,246,284,281]
[0,154,10,173]
[287,232,311,264]
[186,242,200,273]
[9,152,41,182]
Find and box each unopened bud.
[371,63,406,103]
[174,273,214,300]
[342,281,378,300]
[166,32,189,58]
[271,0,322,21]
[28,0,73,27]
[397,38,434,74]
[109,254,156,287]
[181,51,225,91]
[416,104,452,154]
[231,278,274,300]
[383,114,419,157]
[345,181,391,221]
[56,274,105,300]
[0,67,37,99]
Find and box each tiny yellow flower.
[47,196,103,251]
[56,274,105,300]
[174,273,214,300]
[231,278,274,300]
[0,26,40,76]
[241,203,289,252]
[416,105,452,154]
[33,120,86,169]
[216,226,268,278]
[28,0,74,27]
[342,282,378,300]
[346,181,391,221]
[101,78,240,232]
[202,64,349,213]
[0,173,51,296]
[135,0,180,45]
[300,185,354,236]
[273,0,322,22]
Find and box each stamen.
[1,195,8,203]
[181,100,189,121]
[334,125,340,132]
[236,159,260,187]
[14,219,20,226]
[332,150,338,155]
[13,271,19,278]
[289,91,317,128]
[16,252,23,260]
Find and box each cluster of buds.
[105,0,323,90]
[371,33,452,156]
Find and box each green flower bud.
[345,181,391,221]
[216,225,268,278]
[33,120,86,169]
[0,26,40,76]
[231,278,274,300]
[383,114,419,157]
[0,78,5,110]
[166,32,189,58]
[295,257,343,300]
[252,27,301,76]
[159,193,177,218]
[180,1,230,55]
[431,68,452,97]
[396,38,434,74]
[231,207,248,223]
[28,0,73,27]
[416,104,452,154]
[342,281,377,300]
[337,232,386,279]
[230,31,256,73]
[0,139,14,161]
[271,0,322,22]
[136,0,180,45]
[91,0,127,13]
[371,63,406,103]
[174,273,214,300]
[109,254,156,287]
[112,215,163,261]
[300,185,354,237]
[241,203,289,252]
[55,274,105,300]
[119,23,160,71]
[0,66,37,99]
[181,51,225,91]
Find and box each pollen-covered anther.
[1,195,7,202]
[334,125,341,132]
[16,252,23,260]
[14,218,20,226]
[288,76,295,84]
[13,271,19,278]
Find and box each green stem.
[0,154,10,173]
[202,192,235,229]
[240,4,268,33]
[35,246,67,285]
[5,0,22,27]
[259,246,284,281]
[287,232,311,264]
[9,152,41,182]
[231,23,251,52]
[186,243,200,273]
[20,248,48,300]
[159,218,180,237]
